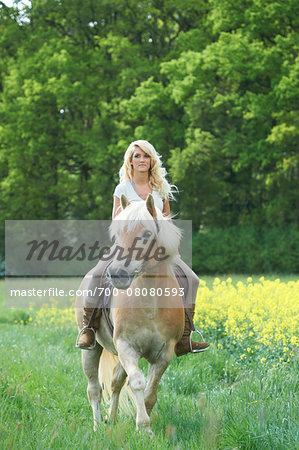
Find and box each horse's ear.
[120,194,130,210]
[146,194,157,219]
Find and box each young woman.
[76,140,209,355]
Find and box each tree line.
[0,0,298,273]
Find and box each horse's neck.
[147,262,174,280]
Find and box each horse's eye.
[142,230,152,239]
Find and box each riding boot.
[76,307,102,350]
[175,304,209,357]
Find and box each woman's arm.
[112,196,121,219]
[162,198,171,217]
[163,197,178,253]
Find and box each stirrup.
[75,326,97,350]
[189,329,209,353]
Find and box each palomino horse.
[75,194,184,435]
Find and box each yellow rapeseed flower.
[195,278,299,357]
[32,298,76,329]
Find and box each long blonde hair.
[119,140,177,200]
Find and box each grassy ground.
[0,276,298,449]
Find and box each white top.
[113,179,164,211]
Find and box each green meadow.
[0,277,298,449]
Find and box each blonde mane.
[110,202,181,257]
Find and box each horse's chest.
[143,309,156,320]
[134,329,165,357]
[116,312,162,351]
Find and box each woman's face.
[131,146,151,174]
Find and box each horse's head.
[107,194,181,289]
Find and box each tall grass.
[0,277,298,449]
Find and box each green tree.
[159,0,299,227]
[0,0,298,267]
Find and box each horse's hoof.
[137,425,154,439]
[93,422,101,432]
[147,430,154,439]
[104,415,117,425]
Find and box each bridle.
[111,218,166,281]
[154,218,160,234]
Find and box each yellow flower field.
[195,277,299,358]
[32,298,76,329]
[28,277,299,364]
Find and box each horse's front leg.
[144,342,175,416]
[108,362,127,422]
[116,338,151,434]
[82,343,103,431]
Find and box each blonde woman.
[76,140,209,355]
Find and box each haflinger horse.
[75,193,184,435]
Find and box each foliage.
[0,0,298,271]
[163,2,299,227]
[193,225,299,274]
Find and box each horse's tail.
[99,349,135,417]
